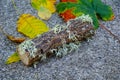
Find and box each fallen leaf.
[31,0,56,20]
[17,14,49,38]
[60,9,76,21]
[44,0,56,13]
[31,0,47,10]
[61,0,77,2]
[6,52,20,64]
[38,6,52,20]
[57,0,115,29]
[7,35,25,43]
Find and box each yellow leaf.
[31,0,56,20]
[31,0,47,10]
[38,7,52,20]
[17,14,49,38]
[44,0,56,13]
[6,52,20,64]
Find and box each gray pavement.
[0,0,120,80]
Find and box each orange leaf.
[60,9,76,21]
[7,35,25,43]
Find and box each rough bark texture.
[18,19,95,66]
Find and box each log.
[18,16,95,66]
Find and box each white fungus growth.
[52,42,80,57]
[50,49,57,53]
[61,38,66,44]
[40,54,47,61]
[18,40,37,58]
[68,32,78,41]
[67,14,93,25]
[33,62,39,68]
[67,30,77,41]
[76,14,93,23]
[52,24,67,34]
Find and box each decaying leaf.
[57,0,115,29]
[17,14,49,38]
[6,52,20,64]
[7,35,25,43]
[31,0,56,20]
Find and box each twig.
[11,0,20,15]
[99,23,120,43]
[0,26,7,36]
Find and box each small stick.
[99,23,120,43]
[18,19,95,66]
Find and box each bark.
[18,19,95,66]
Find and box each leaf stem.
[0,26,8,36]
[11,0,20,15]
[99,23,120,43]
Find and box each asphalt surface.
[0,0,120,80]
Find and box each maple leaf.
[31,0,56,20]
[61,0,77,2]
[6,52,20,64]
[17,14,49,38]
[57,0,114,29]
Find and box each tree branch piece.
[18,18,95,66]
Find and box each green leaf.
[6,52,20,64]
[92,0,114,21]
[57,0,114,29]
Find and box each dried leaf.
[17,14,49,38]
[6,52,20,64]
[57,0,115,29]
[7,35,25,43]
[31,0,56,20]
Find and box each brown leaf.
[7,35,25,43]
